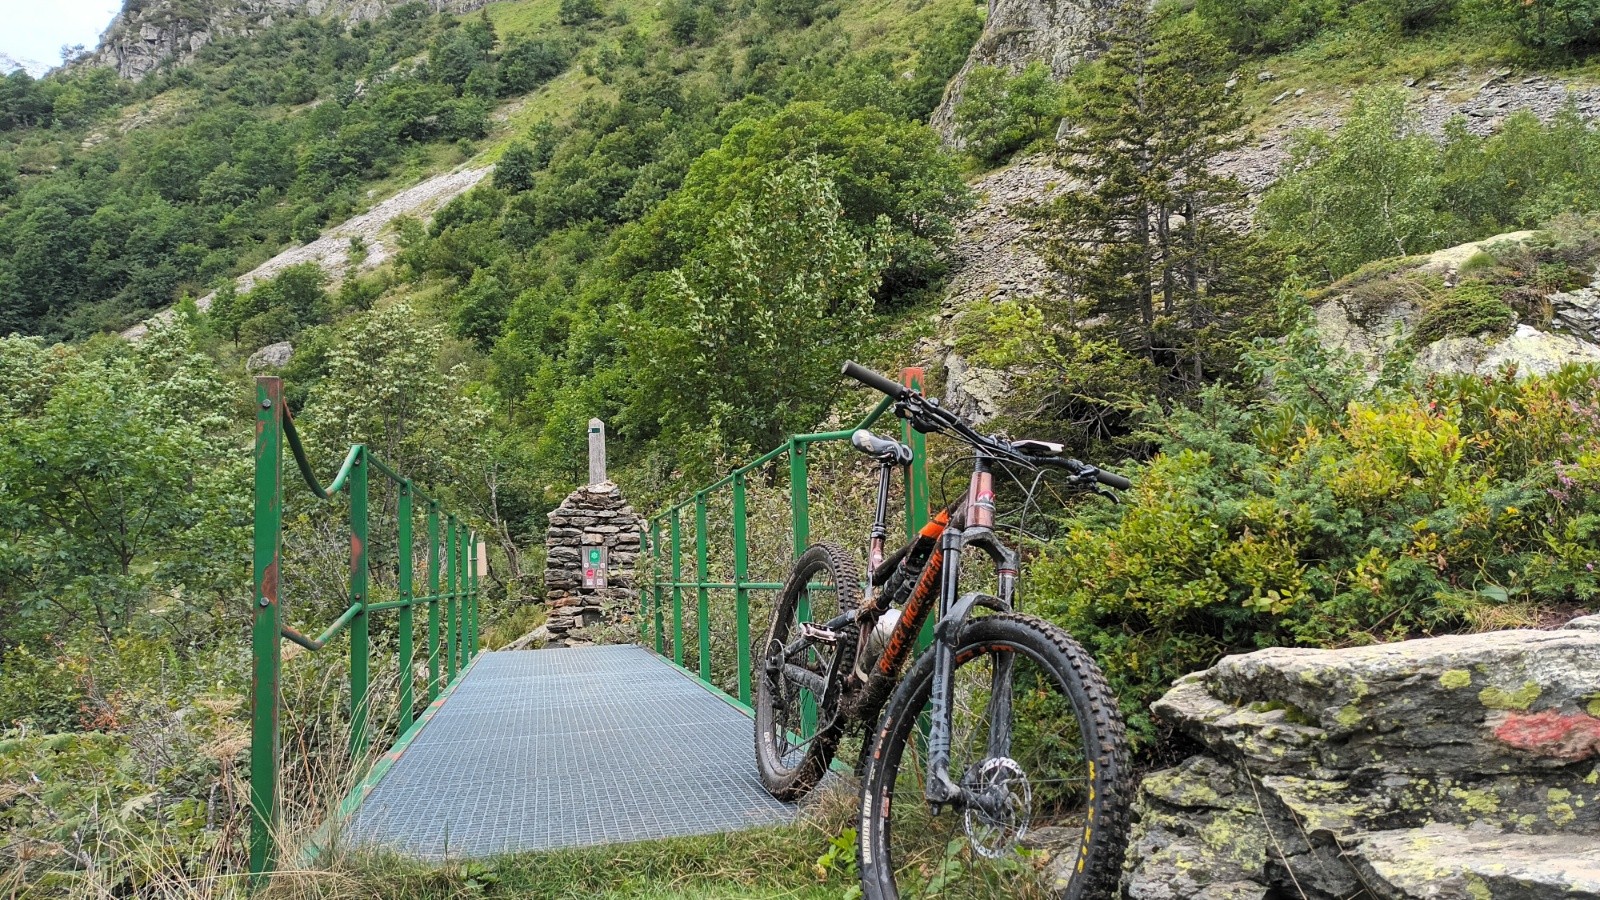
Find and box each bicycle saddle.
[851,429,913,464]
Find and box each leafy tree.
[0,331,219,645]
[651,102,970,302]
[1034,8,1282,405]
[1258,88,1448,278]
[209,263,329,345]
[1494,0,1600,50]
[1196,0,1333,51]
[905,8,984,119]
[760,0,822,26]
[559,0,602,25]
[497,38,571,96]
[629,159,890,472]
[494,142,539,193]
[953,62,1066,164]
[453,269,514,348]
[303,302,491,490]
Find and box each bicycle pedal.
[800,623,839,644]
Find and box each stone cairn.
[541,420,642,644]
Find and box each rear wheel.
[858,612,1129,900]
[754,542,861,800]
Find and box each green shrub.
[1413,280,1516,343]
[1493,0,1600,51]
[1031,363,1600,746]
[952,62,1065,165]
[558,0,601,25]
[1263,95,1600,279]
[1195,0,1336,51]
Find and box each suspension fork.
[924,524,965,806]
[925,457,1022,807]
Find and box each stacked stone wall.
[542,482,642,644]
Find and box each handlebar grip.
[841,360,909,399]
[1095,468,1132,490]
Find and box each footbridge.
[246,370,931,878]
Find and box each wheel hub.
[960,756,1032,859]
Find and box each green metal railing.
[643,368,931,711]
[250,376,482,878]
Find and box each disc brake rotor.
[960,756,1032,859]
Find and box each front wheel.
[754,541,861,800]
[858,613,1130,900]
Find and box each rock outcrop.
[1124,621,1600,900]
[1312,230,1600,378]
[930,0,1114,142]
[541,482,643,646]
[88,0,490,80]
[245,340,293,372]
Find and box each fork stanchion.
[902,367,934,653]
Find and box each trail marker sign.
[583,546,609,589]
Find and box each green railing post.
[348,447,370,761]
[455,526,467,667]
[249,377,285,879]
[902,368,934,652]
[468,532,479,661]
[789,439,816,736]
[732,472,751,706]
[398,481,415,727]
[652,521,665,655]
[695,493,711,684]
[638,527,650,644]
[427,501,442,701]
[670,512,684,667]
[445,516,458,683]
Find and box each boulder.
[1124,623,1600,899]
[245,341,293,372]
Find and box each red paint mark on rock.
[1493,709,1600,760]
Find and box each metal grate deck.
[343,645,797,858]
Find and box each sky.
[0,0,122,68]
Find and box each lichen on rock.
[1125,621,1600,898]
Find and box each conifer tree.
[1039,3,1283,393]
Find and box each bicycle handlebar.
[841,361,909,400]
[840,360,1132,490]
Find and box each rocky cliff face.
[929,0,1117,142]
[89,0,490,80]
[1123,619,1600,899]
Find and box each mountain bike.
[753,361,1133,900]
